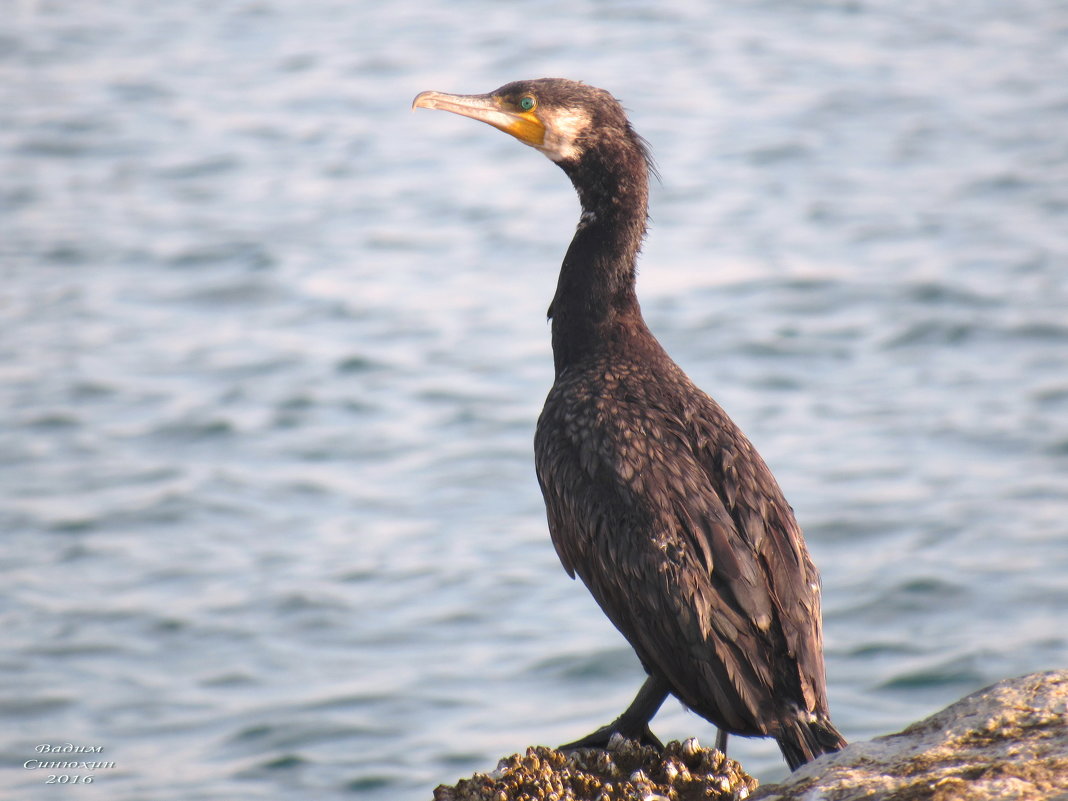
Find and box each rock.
[433,736,758,801]
[434,672,1068,801]
[754,670,1068,801]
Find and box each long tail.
[776,715,847,771]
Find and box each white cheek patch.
[536,107,592,163]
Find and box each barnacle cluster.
[433,736,757,801]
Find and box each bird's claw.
[558,719,664,752]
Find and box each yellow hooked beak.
[412,90,546,148]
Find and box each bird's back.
[534,315,831,742]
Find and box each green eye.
[519,95,537,112]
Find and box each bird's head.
[412,78,633,167]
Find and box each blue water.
[2,1,1067,798]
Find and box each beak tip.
[411,90,435,111]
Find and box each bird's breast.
[535,361,709,513]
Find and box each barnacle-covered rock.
[433,672,1068,800]
[432,737,757,801]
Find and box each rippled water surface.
[2,1,1067,798]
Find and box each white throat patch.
[535,107,592,163]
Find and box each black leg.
[559,674,670,751]
[716,728,728,754]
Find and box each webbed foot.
[559,718,664,752]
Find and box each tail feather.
[776,715,847,771]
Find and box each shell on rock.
[431,738,758,801]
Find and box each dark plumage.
[413,78,846,770]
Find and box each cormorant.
[413,79,846,770]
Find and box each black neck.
[548,138,650,374]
